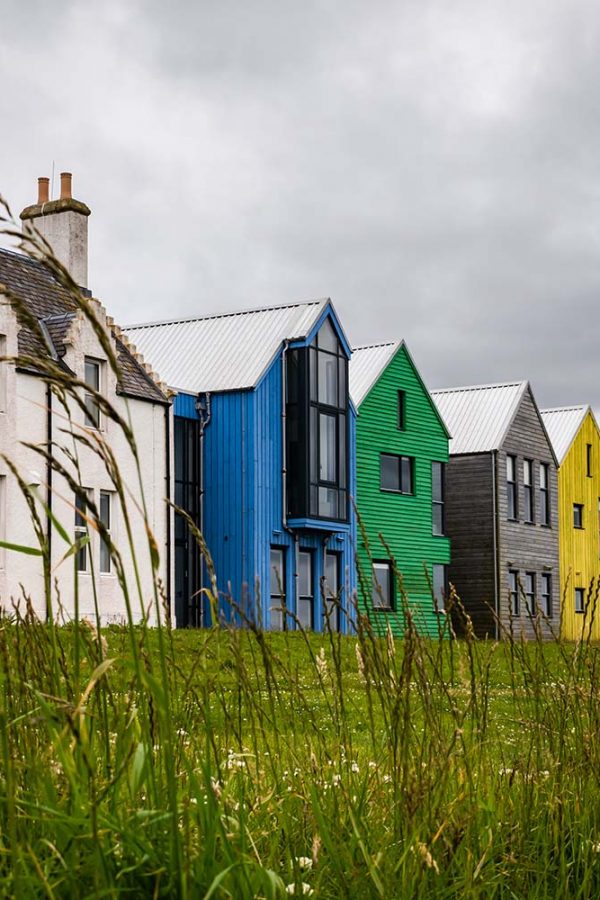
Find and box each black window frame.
[523,459,534,524]
[508,569,519,616]
[540,573,552,618]
[506,454,518,521]
[285,320,349,523]
[297,549,314,630]
[432,461,445,536]
[269,546,287,631]
[397,390,406,430]
[539,462,550,526]
[380,453,414,495]
[573,503,584,529]
[323,550,341,632]
[372,560,394,611]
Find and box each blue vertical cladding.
[173,392,200,419]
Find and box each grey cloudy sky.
[1,0,600,408]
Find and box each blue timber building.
[126,299,357,632]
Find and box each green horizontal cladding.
[355,344,451,636]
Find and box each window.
[540,573,552,618]
[539,463,550,525]
[372,561,393,610]
[397,391,406,430]
[74,490,90,572]
[298,550,313,630]
[380,453,414,494]
[524,572,536,616]
[523,459,534,523]
[587,444,593,478]
[0,335,6,413]
[506,455,517,520]
[285,319,348,521]
[432,462,445,536]
[323,551,341,632]
[575,587,585,614]
[508,570,519,616]
[574,503,584,529]
[84,358,102,428]
[269,547,286,630]
[432,564,447,614]
[99,491,112,574]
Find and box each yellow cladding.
[559,411,600,639]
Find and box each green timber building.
[350,342,452,636]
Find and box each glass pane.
[270,548,284,596]
[100,492,110,528]
[507,455,515,481]
[310,406,318,484]
[338,413,346,489]
[508,485,516,520]
[310,484,318,517]
[401,457,413,494]
[318,486,337,518]
[84,393,100,428]
[298,551,312,597]
[381,454,399,491]
[270,607,284,631]
[540,464,547,490]
[100,538,111,573]
[433,503,444,536]
[338,357,347,407]
[372,563,391,609]
[75,492,86,527]
[85,359,100,390]
[318,352,338,405]
[286,349,299,403]
[319,413,336,482]
[297,597,313,630]
[309,347,318,402]
[524,460,532,485]
[317,318,338,353]
[324,553,338,596]
[432,564,445,610]
[432,462,443,502]
[76,543,87,573]
[398,391,405,429]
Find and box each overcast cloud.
[1,0,599,408]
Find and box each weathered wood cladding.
[496,388,560,639]
[355,344,451,637]
[554,411,600,640]
[445,453,497,638]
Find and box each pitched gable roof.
[350,340,451,437]
[431,381,528,454]
[0,248,167,404]
[540,405,592,464]
[125,298,341,393]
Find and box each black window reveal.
[270,547,286,631]
[523,459,534,523]
[397,390,406,430]
[587,443,593,478]
[574,503,584,529]
[380,453,414,494]
[432,461,445,535]
[298,550,314,630]
[540,573,552,617]
[575,587,585,614]
[285,319,349,521]
[323,551,341,632]
[372,561,393,610]
[507,455,517,520]
[539,463,550,525]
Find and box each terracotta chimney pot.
[60,172,72,200]
[38,177,49,204]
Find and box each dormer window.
[84,358,102,428]
[286,318,349,521]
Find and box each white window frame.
[74,489,92,573]
[372,561,393,610]
[99,490,113,575]
[84,357,103,429]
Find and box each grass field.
[2,613,600,898]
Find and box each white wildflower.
[296,856,313,871]
[351,762,360,773]
[286,884,313,896]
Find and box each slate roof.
[431,381,528,454]
[540,405,591,464]
[125,298,341,393]
[0,248,167,404]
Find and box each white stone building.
[0,174,172,624]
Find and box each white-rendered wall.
[0,302,172,625]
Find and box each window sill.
[380,489,415,497]
[372,606,394,613]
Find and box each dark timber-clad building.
[431,382,560,639]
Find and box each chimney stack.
[20,172,91,289]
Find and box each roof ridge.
[126,297,329,330]
[540,404,588,414]
[431,379,527,395]
[352,340,401,351]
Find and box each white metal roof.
[349,342,401,407]
[540,405,589,464]
[431,381,527,454]
[125,299,330,393]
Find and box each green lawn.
[1,617,600,898]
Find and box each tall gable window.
[432,461,445,535]
[286,318,349,521]
[523,459,534,523]
[539,463,550,525]
[506,455,517,521]
[84,358,102,429]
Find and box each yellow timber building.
[541,406,600,640]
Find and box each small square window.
[574,503,584,529]
[372,561,393,610]
[380,453,414,494]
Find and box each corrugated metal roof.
[540,405,589,464]
[431,381,527,454]
[349,342,401,407]
[125,299,330,393]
